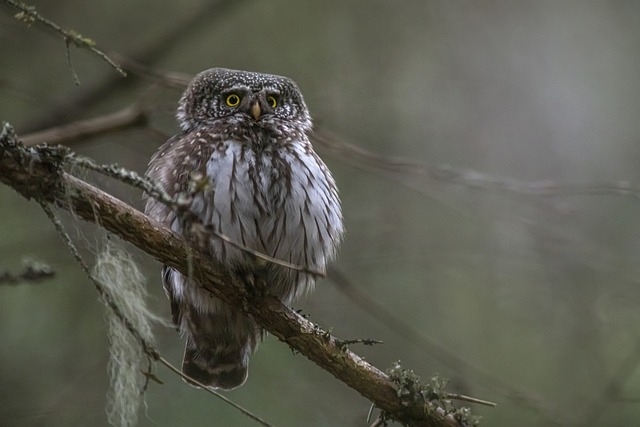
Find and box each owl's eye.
[225,94,241,107]
[267,95,278,108]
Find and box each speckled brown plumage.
[145,68,343,390]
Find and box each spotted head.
[177,68,312,134]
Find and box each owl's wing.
[144,130,222,328]
[144,133,181,228]
[145,130,223,227]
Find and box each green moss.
[388,361,482,426]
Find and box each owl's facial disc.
[226,90,276,121]
[177,68,312,133]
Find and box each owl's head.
[177,68,312,134]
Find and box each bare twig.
[2,0,126,78]
[444,394,497,408]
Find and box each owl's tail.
[179,308,261,390]
[182,337,250,390]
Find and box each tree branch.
[1,0,126,79]
[0,124,487,426]
[313,129,640,200]
[20,104,147,146]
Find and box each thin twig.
[444,393,497,408]
[2,0,126,78]
[64,37,81,85]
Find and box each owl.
[145,68,343,390]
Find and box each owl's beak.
[250,102,261,120]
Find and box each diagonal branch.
[1,0,126,78]
[0,124,484,426]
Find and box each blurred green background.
[3,1,640,426]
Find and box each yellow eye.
[267,95,277,108]
[225,94,241,107]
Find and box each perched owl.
[145,68,343,390]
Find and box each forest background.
[2,1,640,426]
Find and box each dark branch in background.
[312,129,640,200]
[0,125,488,426]
[110,55,193,90]
[20,104,147,146]
[0,261,55,286]
[1,0,126,80]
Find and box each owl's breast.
[198,140,293,256]
[196,138,341,276]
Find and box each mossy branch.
[0,122,493,427]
